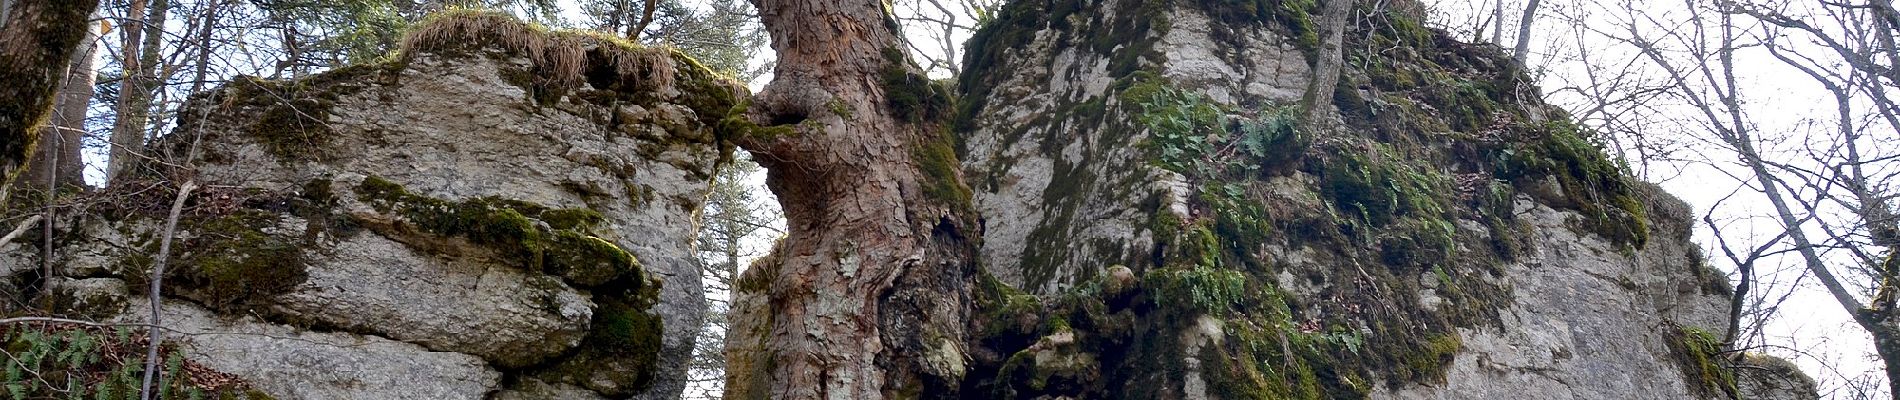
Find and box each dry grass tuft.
[399,9,677,93]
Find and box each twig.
[0,214,43,249]
[0,316,169,330]
[140,179,195,400]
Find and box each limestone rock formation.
[937,0,1817,398]
[2,12,742,400]
[0,2,1823,399]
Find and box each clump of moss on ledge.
[116,190,319,316]
[354,175,641,288]
[1495,119,1649,247]
[400,9,672,86]
[399,9,679,104]
[1666,324,1738,399]
[397,9,748,142]
[188,63,396,163]
[881,47,954,123]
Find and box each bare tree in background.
[1549,0,1900,397]
[683,154,781,399]
[105,0,167,182]
[1424,0,1899,396]
[892,0,1001,78]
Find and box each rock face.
[2,3,1823,400]
[3,12,742,400]
[949,0,1815,398]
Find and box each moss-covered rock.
[355,175,644,288]
[958,0,1723,398]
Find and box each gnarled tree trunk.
[17,18,95,191]
[0,0,99,189]
[729,0,979,398]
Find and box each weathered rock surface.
[2,13,742,400]
[0,3,1823,399]
[1373,196,1726,399]
[950,0,1813,398]
[114,300,503,400]
[273,231,596,368]
[1736,353,1823,400]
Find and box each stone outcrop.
[2,11,742,400]
[0,2,1823,399]
[943,0,1816,398]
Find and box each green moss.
[1497,120,1649,247]
[118,210,310,315]
[975,272,1045,338]
[914,128,976,213]
[534,294,666,395]
[540,208,606,230]
[1377,5,1433,46]
[187,213,311,312]
[1320,146,1450,227]
[1145,265,1248,316]
[1400,334,1463,382]
[354,175,641,287]
[1667,325,1738,398]
[881,47,954,123]
[206,64,400,162]
[0,325,274,399]
[592,299,664,356]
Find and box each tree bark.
[1303,0,1352,124]
[106,0,166,183]
[1490,0,1504,46]
[1511,0,1540,65]
[17,17,95,191]
[0,0,100,189]
[730,0,979,398]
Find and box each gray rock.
[272,231,594,368]
[492,379,611,400]
[160,44,722,399]
[1370,198,1725,400]
[13,30,734,399]
[1735,354,1821,400]
[113,300,501,400]
[48,277,128,319]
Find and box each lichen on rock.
[954,0,1786,398]
[6,9,746,400]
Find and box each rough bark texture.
[0,0,98,188]
[727,0,980,398]
[16,19,95,191]
[1302,0,1351,124]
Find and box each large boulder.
[942,0,1812,398]
[5,11,743,400]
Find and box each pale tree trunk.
[728,0,980,398]
[1511,0,1541,65]
[1303,0,1352,124]
[0,0,100,189]
[17,18,96,191]
[106,0,166,183]
[1491,0,1504,46]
